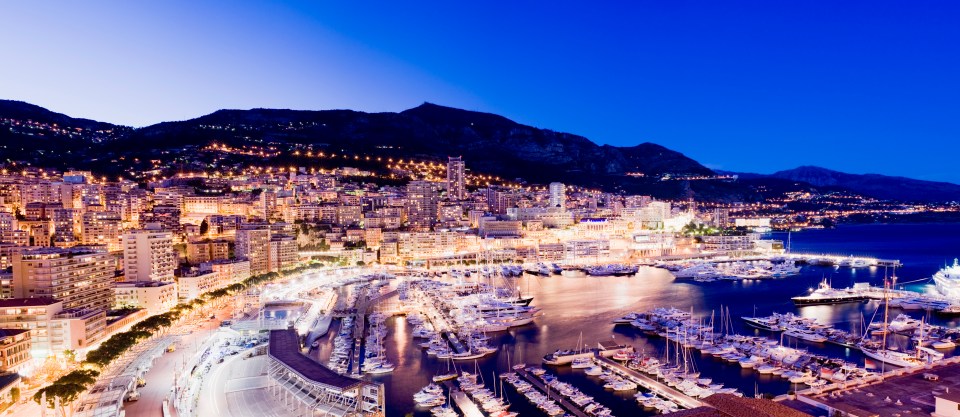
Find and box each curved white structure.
[934,259,960,299]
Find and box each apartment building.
[186,239,230,264]
[204,259,251,286]
[121,229,176,282]
[114,281,178,315]
[12,248,115,313]
[236,226,271,275]
[0,298,106,358]
[0,329,30,375]
[81,211,122,251]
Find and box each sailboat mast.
[917,318,924,360]
[882,269,891,351]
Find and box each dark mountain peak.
[401,102,518,129]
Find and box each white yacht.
[792,279,867,305]
[783,328,827,343]
[934,259,960,299]
[861,347,938,368]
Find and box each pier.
[439,381,485,417]
[451,390,485,417]
[786,253,901,268]
[514,368,590,417]
[594,356,702,409]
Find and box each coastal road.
[122,303,233,417]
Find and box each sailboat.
[433,356,459,382]
[859,270,937,369]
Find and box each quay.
[451,390,485,417]
[594,356,702,409]
[439,381,484,417]
[514,368,590,417]
[653,252,901,268]
[786,253,901,268]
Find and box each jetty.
[450,389,485,417]
[436,379,485,417]
[514,368,590,417]
[595,356,703,409]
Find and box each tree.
[10,387,19,404]
[34,369,100,411]
[199,219,209,235]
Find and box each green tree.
[199,219,209,235]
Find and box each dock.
[595,356,702,409]
[450,390,485,417]
[514,368,590,417]
[438,380,484,417]
[443,331,468,355]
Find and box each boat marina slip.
[297,223,960,416]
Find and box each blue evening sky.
[1,1,958,182]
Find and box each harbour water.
[330,223,960,416]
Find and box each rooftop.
[0,373,20,390]
[805,361,960,417]
[115,280,176,288]
[0,329,29,338]
[0,297,60,307]
[268,329,363,391]
[701,394,813,417]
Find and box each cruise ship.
[791,279,868,305]
[933,259,960,299]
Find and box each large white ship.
[933,259,960,299]
[791,279,868,305]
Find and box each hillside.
[119,103,714,185]
[4,99,957,202]
[768,166,960,202]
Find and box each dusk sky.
[2,1,959,183]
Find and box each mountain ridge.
[1,99,958,202]
[722,166,960,202]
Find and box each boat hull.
[792,296,867,306]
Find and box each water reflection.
[376,224,960,416]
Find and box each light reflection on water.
[369,223,960,416]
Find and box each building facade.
[12,248,115,312]
[121,229,176,282]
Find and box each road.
[122,308,227,417]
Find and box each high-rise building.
[52,208,80,246]
[549,182,566,209]
[121,229,176,282]
[186,239,230,264]
[11,248,115,312]
[406,181,438,229]
[446,156,466,200]
[81,211,122,251]
[486,189,518,215]
[236,226,271,275]
[268,235,297,272]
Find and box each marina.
[304,223,960,417]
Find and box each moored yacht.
[792,279,868,305]
[934,259,960,299]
